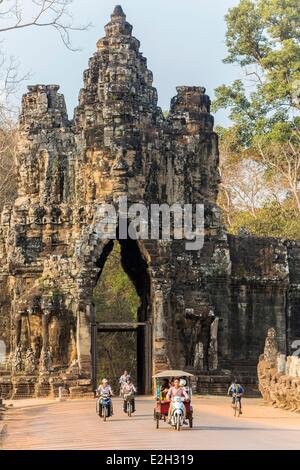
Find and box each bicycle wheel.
[237,401,241,417]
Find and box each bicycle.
[124,393,135,417]
[232,393,242,417]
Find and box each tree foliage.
[214,0,300,239]
[0,121,17,210]
[0,1,90,50]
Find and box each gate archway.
[91,321,152,394]
[89,238,152,394]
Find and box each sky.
[2,0,241,126]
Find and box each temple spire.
[111,5,126,19]
[104,4,132,38]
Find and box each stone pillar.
[15,311,23,347]
[263,327,278,365]
[208,316,219,371]
[76,302,92,377]
[42,310,50,350]
[12,310,24,372]
[152,285,170,373]
[194,342,204,371]
[39,309,52,372]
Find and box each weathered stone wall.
[221,235,289,365]
[0,6,299,398]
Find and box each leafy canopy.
[213,0,300,238]
[212,0,300,146]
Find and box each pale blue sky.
[3,0,241,125]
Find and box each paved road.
[2,396,300,450]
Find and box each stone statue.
[12,345,23,372]
[194,342,204,371]
[208,316,219,371]
[25,348,36,374]
[263,327,278,364]
[39,348,52,372]
[258,329,300,413]
[180,308,203,368]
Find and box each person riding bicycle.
[122,377,136,413]
[119,370,131,396]
[97,378,114,416]
[228,380,244,414]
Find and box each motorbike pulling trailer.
[153,370,194,430]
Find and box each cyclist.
[119,370,130,396]
[228,379,244,414]
[122,377,137,413]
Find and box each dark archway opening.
[93,239,151,394]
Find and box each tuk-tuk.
[153,370,194,430]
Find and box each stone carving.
[263,327,278,364]
[258,329,300,412]
[0,6,299,398]
[208,316,219,371]
[181,309,202,368]
[178,307,211,370]
[12,346,23,373]
[39,349,52,373]
[194,342,204,371]
[25,348,36,374]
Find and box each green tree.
[213,0,300,143]
[213,0,300,238]
[217,0,300,113]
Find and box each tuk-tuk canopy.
[152,370,194,378]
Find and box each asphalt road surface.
[2,396,300,450]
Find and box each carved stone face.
[111,148,130,178]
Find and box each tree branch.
[0,0,92,51]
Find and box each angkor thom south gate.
[0,7,299,397]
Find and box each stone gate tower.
[0,6,299,397]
